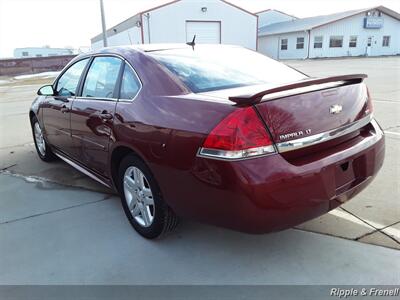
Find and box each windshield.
[148,46,307,93]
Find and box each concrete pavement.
[1,172,399,285]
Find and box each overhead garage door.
[186,21,221,44]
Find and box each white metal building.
[91,0,258,50]
[258,6,400,59]
[256,9,297,28]
[14,47,74,58]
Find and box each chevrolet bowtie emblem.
[330,104,343,114]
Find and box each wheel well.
[29,111,36,124]
[110,146,139,191]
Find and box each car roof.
[91,43,242,55]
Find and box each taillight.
[198,107,276,160]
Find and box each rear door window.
[81,56,123,99]
[56,58,89,97]
[119,64,141,100]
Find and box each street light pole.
[100,0,108,47]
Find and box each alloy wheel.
[123,166,155,227]
[34,122,46,156]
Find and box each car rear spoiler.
[228,74,367,106]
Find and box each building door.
[186,21,221,44]
[366,36,373,56]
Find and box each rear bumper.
[163,118,385,233]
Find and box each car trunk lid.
[254,80,370,145]
[202,74,371,154]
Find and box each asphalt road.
[0,57,399,285]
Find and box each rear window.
[148,46,306,93]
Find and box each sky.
[0,0,399,58]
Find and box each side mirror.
[37,85,55,96]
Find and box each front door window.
[56,58,89,97]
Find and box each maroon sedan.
[30,45,384,239]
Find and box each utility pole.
[100,0,108,47]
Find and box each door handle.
[99,111,113,120]
[60,105,69,113]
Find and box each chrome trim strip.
[197,145,276,161]
[276,114,373,153]
[74,96,119,101]
[89,53,143,102]
[74,61,143,103]
[54,152,111,188]
[54,53,143,103]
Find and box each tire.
[31,115,56,162]
[118,154,179,239]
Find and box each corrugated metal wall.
[92,0,258,51]
[258,11,400,59]
[258,31,309,59]
[310,12,400,58]
[139,0,257,50]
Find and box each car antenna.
[186,35,196,50]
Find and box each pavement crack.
[0,164,17,171]
[295,228,399,250]
[0,197,111,226]
[341,207,400,245]
[355,230,379,241]
[379,220,400,231]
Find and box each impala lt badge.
[279,129,312,141]
[330,104,343,114]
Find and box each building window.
[329,36,343,48]
[383,36,390,47]
[367,37,372,47]
[22,51,29,57]
[296,37,304,49]
[349,36,357,48]
[314,36,323,48]
[36,54,42,57]
[281,39,288,50]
